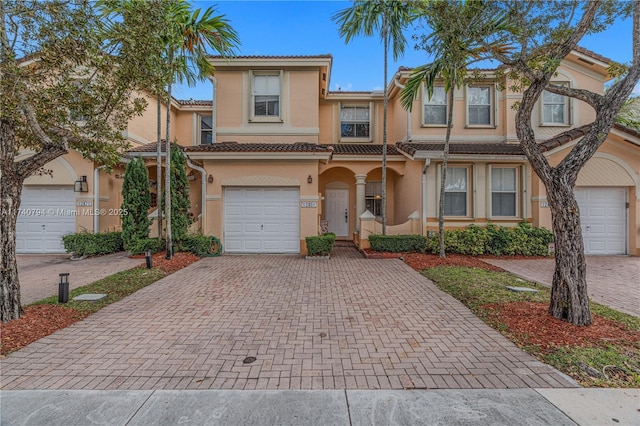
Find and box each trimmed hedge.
[306,233,336,256]
[369,234,427,253]
[368,223,553,256]
[62,232,124,256]
[177,235,217,257]
[127,238,164,256]
[426,223,554,256]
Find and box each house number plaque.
[301,202,317,208]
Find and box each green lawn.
[32,267,166,315]
[422,266,640,388]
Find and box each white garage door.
[224,187,300,253]
[575,187,627,255]
[16,186,76,253]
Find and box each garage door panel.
[576,187,626,255]
[224,187,300,253]
[17,186,75,254]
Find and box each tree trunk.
[546,177,592,325]
[438,88,455,258]
[156,96,162,241]
[0,120,24,322]
[381,16,388,235]
[165,82,172,259]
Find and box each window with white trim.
[340,105,370,138]
[467,85,492,126]
[423,86,447,125]
[541,86,568,125]
[444,167,468,216]
[252,72,281,119]
[365,181,382,218]
[199,114,213,145]
[491,167,517,216]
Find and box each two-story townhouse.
[17,48,640,256]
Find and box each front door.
[325,188,349,237]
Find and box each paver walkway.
[484,256,640,317]
[17,252,143,304]
[1,248,575,390]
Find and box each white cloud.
[633,81,640,96]
[332,82,353,92]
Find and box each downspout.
[421,159,430,236]
[393,77,411,141]
[93,157,130,234]
[93,166,104,234]
[211,76,217,144]
[186,158,206,234]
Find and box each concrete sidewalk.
[1,388,638,425]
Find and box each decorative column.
[355,173,367,217]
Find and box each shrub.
[369,234,427,253]
[306,233,336,256]
[126,237,164,256]
[425,222,553,256]
[121,157,152,250]
[176,235,222,257]
[62,232,123,256]
[161,143,191,241]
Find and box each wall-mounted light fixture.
[74,176,88,192]
[208,174,214,183]
[307,175,313,184]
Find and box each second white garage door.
[224,187,300,253]
[16,186,76,253]
[575,187,627,255]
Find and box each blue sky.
[173,0,638,99]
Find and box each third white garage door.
[224,187,300,253]
[575,187,627,255]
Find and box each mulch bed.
[401,252,505,272]
[482,302,640,351]
[1,252,199,356]
[1,305,88,356]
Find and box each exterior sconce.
[307,175,313,184]
[208,174,214,183]
[74,176,88,192]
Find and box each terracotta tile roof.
[176,99,212,106]
[612,122,640,139]
[573,46,614,64]
[128,141,184,153]
[332,144,401,156]
[396,142,524,156]
[185,142,332,153]
[537,125,592,153]
[208,54,332,60]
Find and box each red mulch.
[1,252,199,356]
[141,251,200,274]
[482,302,640,351]
[0,305,88,356]
[402,252,504,272]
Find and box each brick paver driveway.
[1,248,575,390]
[484,256,640,318]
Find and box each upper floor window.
[467,85,492,126]
[250,71,282,121]
[423,86,447,126]
[199,114,213,145]
[444,167,468,216]
[541,86,568,125]
[491,167,517,217]
[340,105,370,138]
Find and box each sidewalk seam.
[124,390,156,425]
[344,389,353,426]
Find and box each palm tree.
[616,95,640,131]
[400,0,510,257]
[333,1,417,235]
[161,0,239,258]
